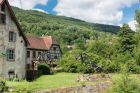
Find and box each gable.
[0,0,28,46]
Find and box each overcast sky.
[8,0,140,30]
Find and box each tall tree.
[118,24,136,54]
[135,10,140,65]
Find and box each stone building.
[27,36,62,70]
[0,0,28,79]
[0,0,62,80]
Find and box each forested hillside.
[12,7,120,46]
[12,7,140,74]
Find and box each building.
[26,36,62,70]
[0,0,28,79]
[0,0,62,80]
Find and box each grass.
[7,73,140,92]
[7,73,87,92]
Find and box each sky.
[8,0,140,30]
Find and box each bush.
[59,51,95,74]
[99,59,121,73]
[107,66,140,93]
[132,66,140,74]
[38,64,51,75]
[77,63,95,74]
[107,74,140,93]
[0,79,8,92]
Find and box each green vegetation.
[6,73,140,93]
[107,66,140,93]
[38,64,51,75]
[7,73,82,92]
[12,7,120,53]
[12,7,140,74]
[0,78,8,92]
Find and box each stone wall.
[0,3,27,79]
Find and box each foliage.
[135,10,140,65]
[7,73,83,92]
[108,75,140,93]
[59,50,95,73]
[107,66,140,93]
[118,24,136,54]
[38,64,51,75]
[0,78,8,92]
[11,7,140,74]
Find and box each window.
[7,49,15,61]
[32,51,36,58]
[9,32,16,42]
[27,51,30,58]
[54,55,58,59]
[0,14,6,24]
[53,47,56,51]
[1,4,5,12]
[38,52,41,56]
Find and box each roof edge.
[5,0,29,46]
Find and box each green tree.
[118,24,136,54]
[135,10,140,65]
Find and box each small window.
[27,51,30,58]
[38,52,41,56]
[53,47,56,51]
[7,49,15,61]
[1,4,5,12]
[54,55,58,59]
[0,14,6,24]
[32,51,36,58]
[9,32,16,42]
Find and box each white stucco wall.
[0,3,27,79]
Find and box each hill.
[12,7,120,50]
[12,7,120,34]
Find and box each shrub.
[38,64,51,75]
[0,78,8,92]
[107,74,140,93]
[107,66,140,93]
[59,50,96,74]
[77,63,95,74]
[132,66,140,74]
[99,59,121,73]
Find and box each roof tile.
[27,36,53,50]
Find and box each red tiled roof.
[42,36,53,49]
[27,36,53,50]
